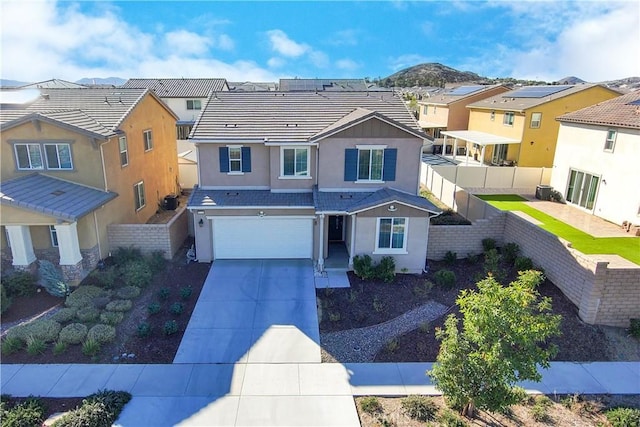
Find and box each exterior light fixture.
[388,205,397,212]
[258,211,266,217]
[198,218,204,227]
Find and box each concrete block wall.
[593,265,640,327]
[428,213,506,260]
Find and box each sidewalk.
[2,361,638,426]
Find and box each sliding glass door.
[565,169,599,210]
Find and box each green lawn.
[477,195,640,265]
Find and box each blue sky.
[1,1,638,83]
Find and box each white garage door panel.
[213,217,313,259]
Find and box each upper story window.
[358,148,384,181]
[228,146,242,172]
[119,136,128,167]
[503,111,515,126]
[134,181,146,211]
[344,147,397,183]
[44,144,73,169]
[376,217,407,253]
[530,112,542,129]
[604,129,617,152]
[281,147,309,178]
[186,99,201,110]
[143,130,153,151]
[219,146,251,173]
[423,105,428,115]
[15,143,44,170]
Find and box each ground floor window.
[566,168,599,210]
[134,181,146,211]
[49,225,58,247]
[376,217,407,251]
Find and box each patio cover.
[440,130,520,146]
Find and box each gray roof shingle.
[188,188,314,208]
[279,79,369,92]
[121,78,228,98]
[0,173,117,221]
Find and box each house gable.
[321,116,420,139]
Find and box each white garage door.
[213,217,313,259]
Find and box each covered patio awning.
[440,130,521,166]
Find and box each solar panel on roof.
[628,99,640,106]
[447,85,485,96]
[507,85,573,98]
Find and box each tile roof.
[0,173,117,222]
[279,79,369,92]
[121,78,228,97]
[557,89,640,129]
[19,79,87,89]
[188,188,314,208]
[191,91,424,142]
[228,82,277,92]
[467,84,619,112]
[314,187,441,214]
[418,84,509,106]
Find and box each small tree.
[428,270,561,417]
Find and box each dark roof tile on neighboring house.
[0,173,117,222]
[121,78,228,97]
[188,188,314,208]
[557,89,640,129]
[279,79,369,92]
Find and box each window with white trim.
[186,99,201,110]
[376,218,407,251]
[228,146,242,172]
[358,148,384,181]
[423,105,428,115]
[281,147,309,177]
[143,130,153,151]
[49,225,58,247]
[503,111,515,126]
[14,143,44,170]
[44,143,72,169]
[604,129,616,152]
[119,136,128,167]
[530,112,542,128]
[134,181,145,211]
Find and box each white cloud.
[266,29,309,57]
[309,51,329,68]
[267,57,286,68]
[216,34,235,51]
[388,54,431,72]
[336,59,360,71]
[165,30,211,56]
[329,29,359,46]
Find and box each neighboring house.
[120,78,229,189]
[551,89,640,227]
[19,79,88,89]
[187,91,440,273]
[228,82,277,92]
[279,78,370,92]
[416,84,510,143]
[0,88,179,281]
[456,84,621,167]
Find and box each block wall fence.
[426,168,640,328]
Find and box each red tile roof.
[557,89,640,129]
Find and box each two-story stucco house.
[550,89,640,228]
[450,84,621,167]
[187,91,440,273]
[0,88,179,281]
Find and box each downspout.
[99,140,109,191]
[93,210,103,260]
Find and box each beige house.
[188,91,440,273]
[1,88,179,281]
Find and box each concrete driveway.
[174,259,321,364]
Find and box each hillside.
[379,63,486,87]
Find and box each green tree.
[428,270,561,417]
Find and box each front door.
[328,215,344,242]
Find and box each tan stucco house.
[0,87,179,281]
[187,91,440,273]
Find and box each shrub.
[438,409,468,427]
[87,324,116,344]
[59,323,88,345]
[375,256,396,283]
[50,307,77,323]
[146,250,166,273]
[530,395,552,422]
[169,302,184,315]
[76,306,100,322]
[147,302,161,315]
[503,242,520,265]
[100,311,124,326]
[116,286,141,300]
[0,397,46,427]
[121,260,152,288]
[466,253,479,264]
[385,339,399,353]
[25,336,46,356]
[444,250,457,266]
[1,271,37,297]
[106,299,132,312]
[413,280,433,298]
[0,284,11,314]
[38,260,70,297]
[353,255,376,280]
[1,336,23,355]
[605,407,640,427]
[137,322,152,337]
[514,256,534,272]
[163,320,179,335]
[7,319,61,343]
[434,269,456,288]
[400,395,437,422]
[630,319,640,339]
[158,287,171,301]
[180,286,193,300]
[82,339,101,357]
[372,296,385,312]
[359,396,382,414]
[328,312,341,322]
[483,248,505,283]
[53,341,67,355]
[54,390,132,427]
[481,238,497,252]
[112,246,143,266]
[65,286,107,308]
[89,266,119,289]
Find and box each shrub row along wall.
[107,207,188,260]
[425,167,640,328]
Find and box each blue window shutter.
[344,149,358,181]
[382,148,397,181]
[219,147,229,172]
[241,147,251,172]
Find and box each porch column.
[317,214,325,272]
[452,138,458,160]
[480,145,487,166]
[442,135,448,157]
[5,225,37,267]
[348,214,357,268]
[465,142,470,165]
[55,222,84,282]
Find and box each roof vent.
[103,97,110,105]
[340,194,353,199]
[225,192,239,196]
[51,190,65,196]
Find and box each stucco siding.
[197,143,270,188]
[269,146,317,190]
